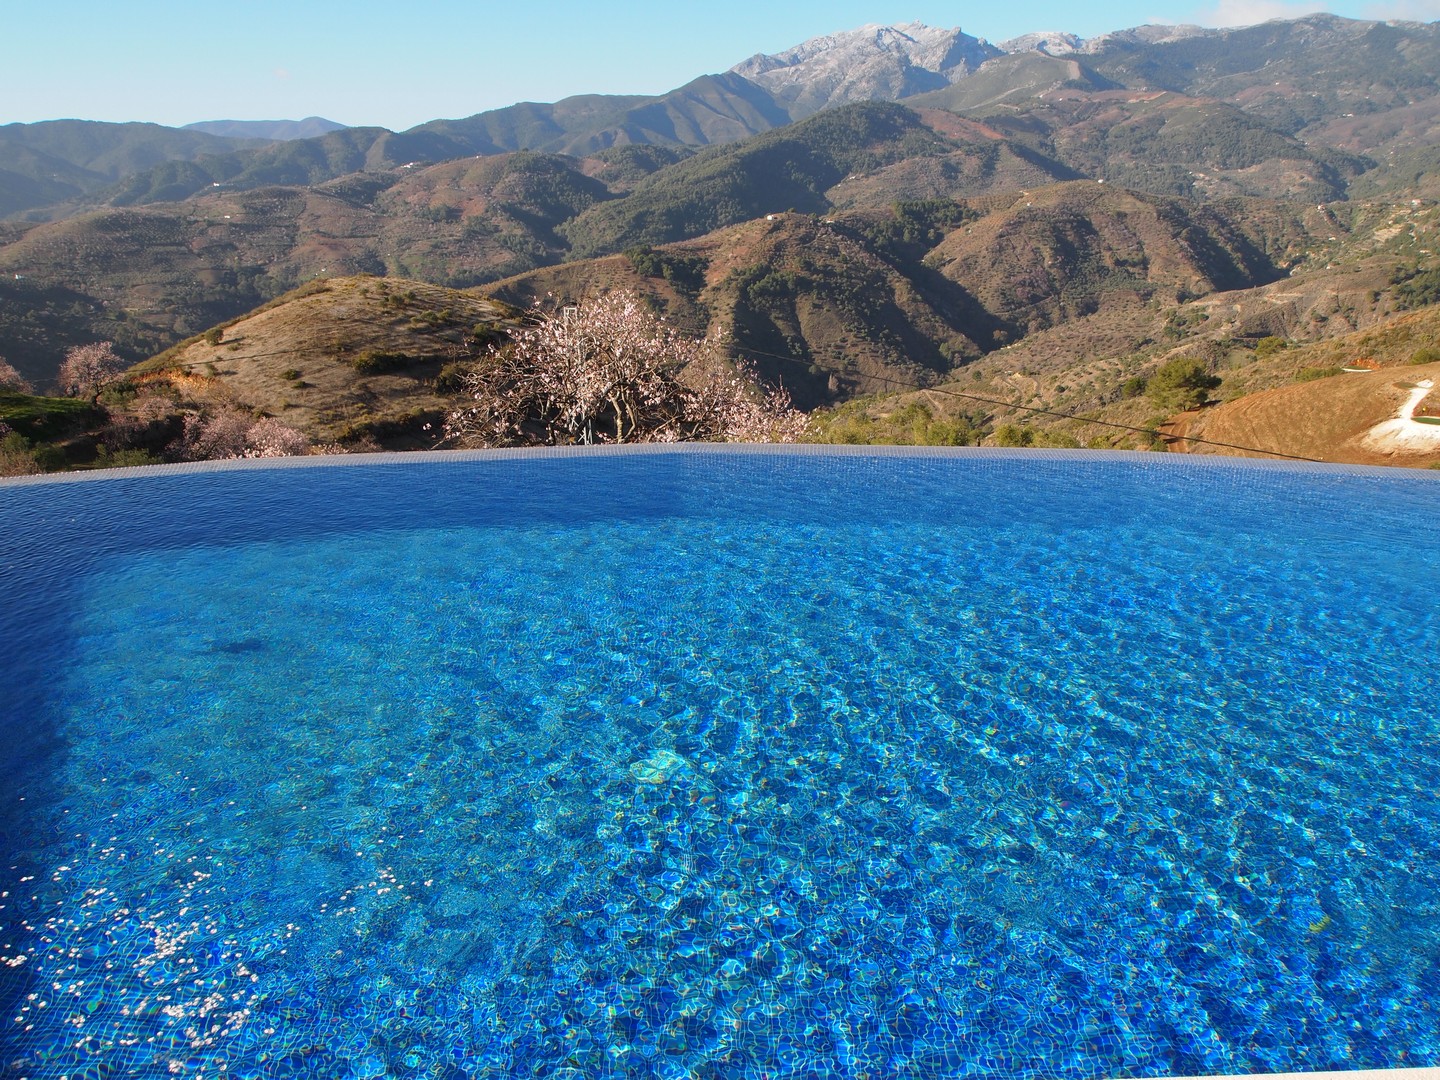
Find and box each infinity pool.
[1,448,1438,1079]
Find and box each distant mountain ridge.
[182,117,347,141]
[6,14,1440,222]
[0,120,269,217]
[731,23,1001,116]
[405,72,794,157]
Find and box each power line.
[808,371,1324,463]
[154,292,1318,462]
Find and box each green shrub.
[350,351,411,374]
[0,431,41,476]
[93,446,162,468]
[471,325,508,350]
[1120,375,1148,398]
[4,432,69,472]
[1392,264,1440,310]
[436,361,475,394]
[853,198,977,257]
[624,246,665,277]
[280,368,302,381]
[1146,357,1221,411]
[203,328,224,346]
[1295,366,1345,381]
[1411,347,1440,365]
[990,425,1081,449]
[806,398,984,446]
[1036,430,1081,449]
[992,424,1035,448]
[1254,335,1289,359]
[335,410,444,445]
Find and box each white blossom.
[57,342,127,399]
[445,292,806,447]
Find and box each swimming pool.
[1,447,1437,1079]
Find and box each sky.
[7,0,1440,132]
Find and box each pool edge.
[1146,1070,1440,1080]
[4,442,1440,490]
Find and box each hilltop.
[130,275,515,447]
[0,276,517,474]
[182,118,347,141]
[731,23,1000,116]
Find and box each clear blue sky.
[8,0,1438,131]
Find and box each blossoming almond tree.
[243,417,311,458]
[444,292,806,447]
[57,342,129,400]
[177,408,311,460]
[0,357,32,394]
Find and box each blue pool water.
[1,447,1438,1080]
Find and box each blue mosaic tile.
[0,449,1437,1078]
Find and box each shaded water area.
[1,448,1438,1079]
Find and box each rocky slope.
[480,180,1344,412]
[732,24,1000,116]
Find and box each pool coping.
[1150,1071,1440,1080]
[4,442,1440,490]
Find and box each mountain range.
[9,15,1436,220]
[181,117,348,142]
[2,13,1439,466]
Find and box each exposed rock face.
[1079,23,1213,52]
[731,23,1002,116]
[997,32,1086,55]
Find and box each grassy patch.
[0,392,102,440]
[1295,366,1346,382]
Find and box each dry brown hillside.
[134,275,515,446]
[1171,361,1440,468]
[1159,305,1440,466]
[484,213,996,410]
[927,181,1286,335]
